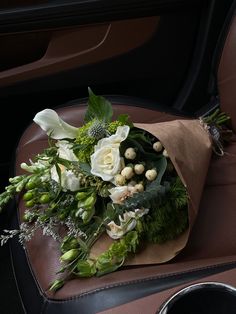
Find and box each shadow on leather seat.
[10,3,236,313]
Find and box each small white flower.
[21,158,50,173]
[50,165,80,192]
[106,208,149,239]
[56,140,78,161]
[90,126,129,182]
[107,220,136,239]
[33,109,78,139]
[108,186,136,204]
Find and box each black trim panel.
[0,0,201,33]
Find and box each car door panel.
[0,17,159,86]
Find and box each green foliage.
[74,120,96,163]
[96,230,139,276]
[143,177,188,243]
[121,184,166,211]
[0,175,30,212]
[85,87,113,123]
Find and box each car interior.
[0,0,236,313]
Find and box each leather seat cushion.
[14,103,236,301]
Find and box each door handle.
[0,16,159,87]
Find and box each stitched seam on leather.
[48,260,236,302]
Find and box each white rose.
[91,146,123,181]
[90,125,130,181]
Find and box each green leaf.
[49,279,64,291]
[85,87,113,123]
[80,162,91,175]
[117,114,134,128]
[122,184,166,211]
[75,260,96,277]
[128,128,152,145]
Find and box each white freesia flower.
[21,158,50,173]
[108,186,136,204]
[90,126,129,181]
[33,109,78,139]
[107,208,149,239]
[56,140,78,161]
[50,140,79,191]
[51,165,80,192]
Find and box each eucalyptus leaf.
[85,87,113,123]
[80,162,91,175]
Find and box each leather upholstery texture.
[218,14,236,131]
[11,102,236,314]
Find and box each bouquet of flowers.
[0,89,230,291]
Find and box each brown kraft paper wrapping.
[91,119,212,265]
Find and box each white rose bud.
[153,141,163,152]
[121,167,134,180]
[124,148,136,160]
[163,149,169,158]
[115,174,126,186]
[134,164,145,175]
[135,183,144,192]
[145,169,157,181]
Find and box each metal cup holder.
[158,282,236,314]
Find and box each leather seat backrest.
[218,12,236,131]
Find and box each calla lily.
[33,109,78,139]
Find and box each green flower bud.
[23,191,34,201]
[25,200,35,208]
[60,249,79,262]
[49,279,64,291]
[75,192,88,201]
[77,195,96,210]
[39,193,50,204]
[58,212,68,221]
[82,206,95,224]
[25,177,39,190]
[84,195,96,208]
[61,236,79,253]
[76,260,96,277]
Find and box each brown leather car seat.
[10,5,236,314]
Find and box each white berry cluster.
[113,140,170,194]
